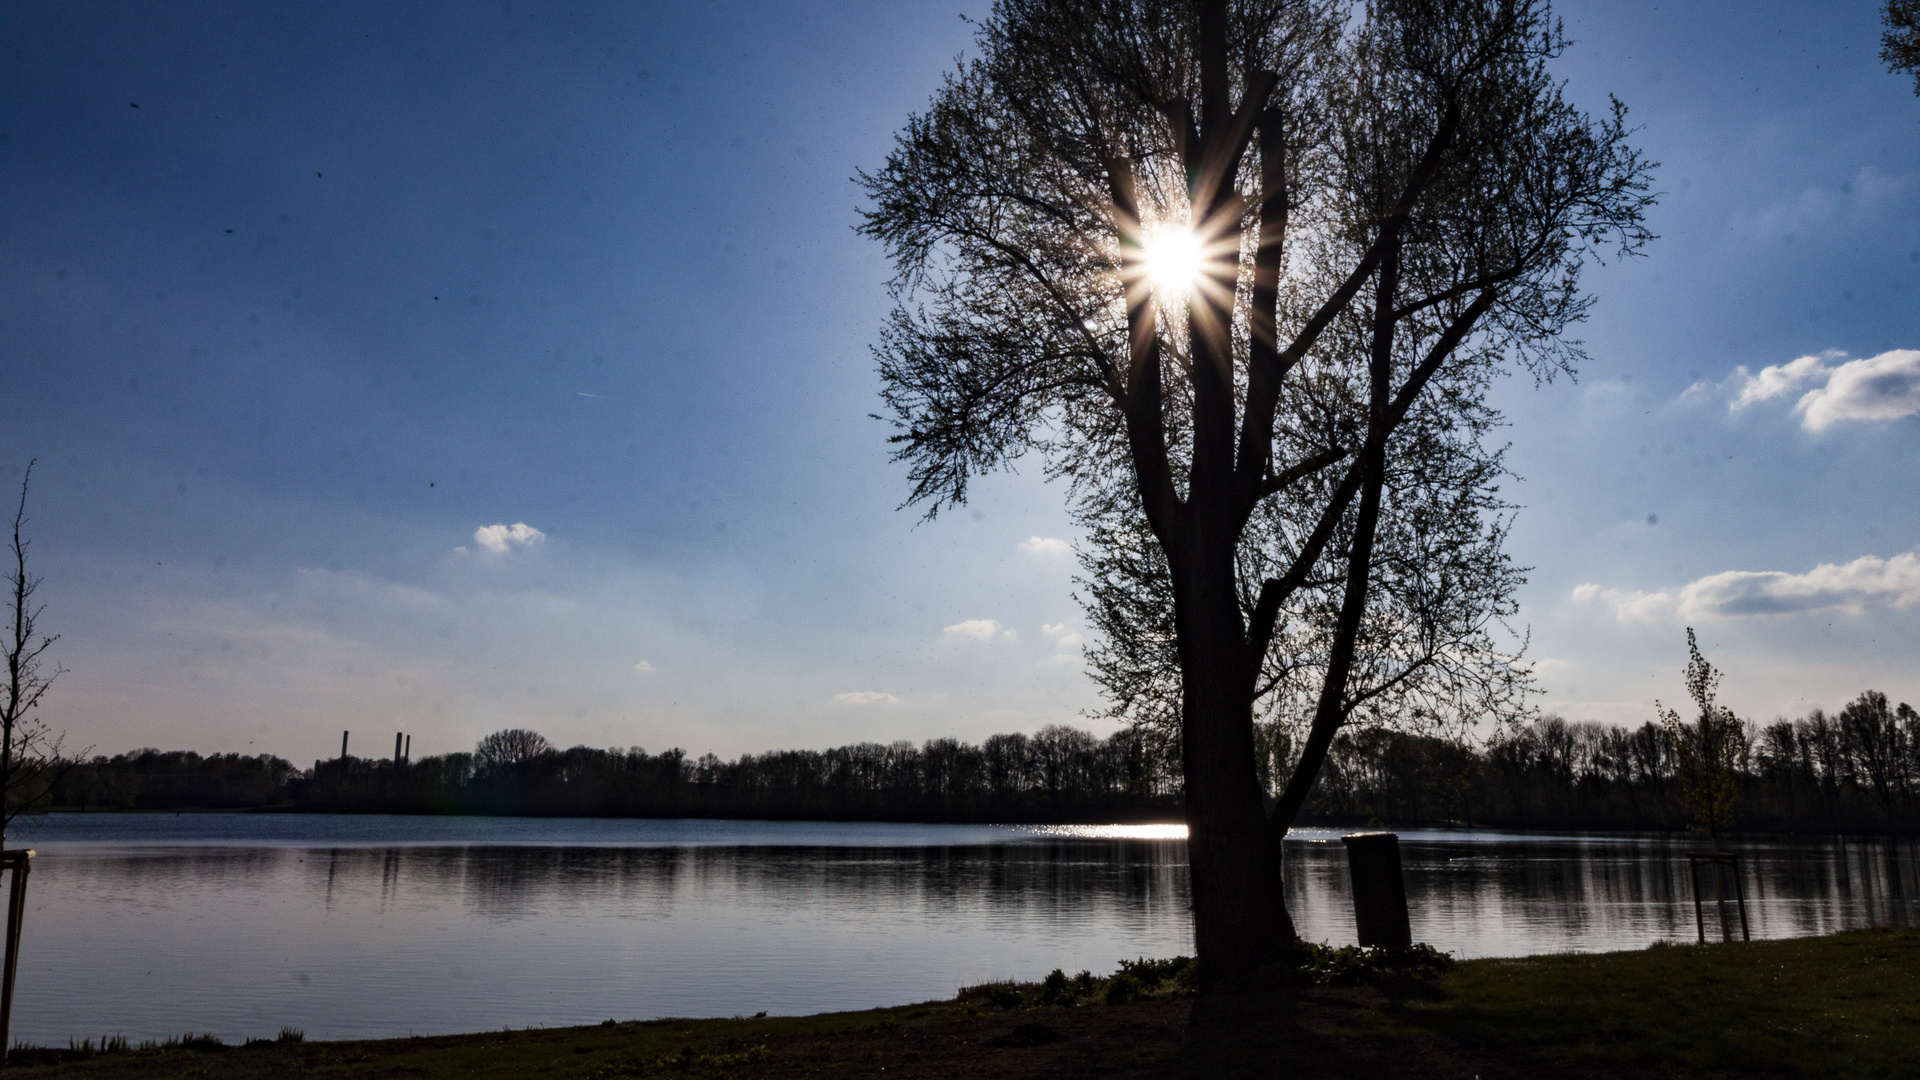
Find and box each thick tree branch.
[1385,290,1499,423]
[1391,258,1531,321]
[1262,444,1348,500]
[1164,96,1199,177]
[1266,288,1501,831]
[1234,104,1461,511]
[1342,654,1434,715]
[1267,243,1402,831]
[1233,106,1294,516]
[1242,288,1496,692]
[1106,154,1183,537]
[1197,0,1230,158]
[1195,71,1279,216]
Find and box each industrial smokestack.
[395,732,404,763]
[341,730,349,760]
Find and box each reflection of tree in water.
[301,847,693,921]
[458,843,1189,926]
[287,843,1192,927]
[1292,835,1920,956]
[33,835,1920,957]
[45,847,287,901]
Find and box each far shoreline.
[31,805,1920,841]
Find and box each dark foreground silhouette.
[8,929,1916,1079]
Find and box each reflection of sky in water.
[10,815,1920,1044]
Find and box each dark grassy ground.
[9,929,1917,1079]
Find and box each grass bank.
[10,929,1917,1079]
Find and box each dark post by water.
[0,850,34,1063]
[1341,832,1411,949]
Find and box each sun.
[1140,223,1204,298]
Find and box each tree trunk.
[1174,536,1296,991]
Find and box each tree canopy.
[1887,0,1920,95]
[861,0,1653,989]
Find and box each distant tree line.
[43,689,1920,834]
[1300,691,1920,834]
[51,725,1180,824]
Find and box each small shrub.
[1174,959,1200,994]
[1104,972,1144,1004]
[244,1027,303,1049]
[1039,969,1073,1005]
[1296,941,1454,986]
[155,1033,226,1053]
[957,980,1025,1010]
[1116,955,1193,990]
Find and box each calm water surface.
[9,814,1918,1043]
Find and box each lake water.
[7,813,1918,1044]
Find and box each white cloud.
[1018,536,1071,556]
[833,690,900,705]
[1574,548,1920,621]
[633,660,655,673]
[1573,583,1684,622]
[472,522,546,554]
[1797,350,1920,430]
[1729,353,1837,409]
[944,618,1016,641]
[1039,622,1083,652]
[1725,350,1920,431]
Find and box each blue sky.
[2,1,1915,763]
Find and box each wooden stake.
[0,850,35,1063]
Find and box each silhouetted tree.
[860,0,1652,988]
[1838,691,1907,813]
[475,728,554,768]
[1886,0,1920,95]
[1,463,69,846]
[1657,629,1743,841]
[45,700,1920,832]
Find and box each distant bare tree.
[1887,0,1920,95]
[1657,629,1742,841]
[475,728,554,768]
[2,463,69,847]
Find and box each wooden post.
[1690,859,1706,944]
[1732,860,1751,941]
[1341,832,1411,949]
[0,850,34,1063]
[1687,852,1749,943]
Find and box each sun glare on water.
[1141,223,1204,298]
[1025,823,1189,840]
